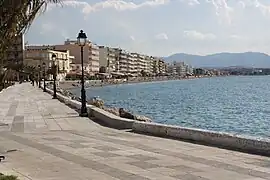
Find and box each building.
[133,53,148,76]
[167,61,193,76]
[24,46,74,81]
[118,50,129,75]
[128,53,138,76]
[55,39,99,76]
[152,58,166,75]
[99,48,145,77]
[175,62,186,76]
[3,33,24,66]
[99,46,117,73]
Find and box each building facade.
[99,46,118,73]
[167,61,193,76]
[55,39,99,76]
[24,46,73,81]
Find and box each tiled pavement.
[0,84,270,180]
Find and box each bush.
[0,173,18,180]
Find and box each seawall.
[44,87,270,156]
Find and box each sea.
[71,76,270,139]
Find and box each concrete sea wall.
[132,121,270,156]
[46,88,135,129]
[45,87,270,156]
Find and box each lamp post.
[52,54,57,99]
[38,65,41,88]
[77,30,88,117]
[42,62,46,92]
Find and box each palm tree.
[0,0,61,85]
[0,0,61,56]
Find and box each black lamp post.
[38,65,41,88]
[77,30,88,117]
[42,62,46,92]
[52,54,57,99]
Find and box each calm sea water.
[72,76,270,138]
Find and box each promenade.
[0,84,270,180]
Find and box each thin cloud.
[83,0,170,14]
[48,0,171,14]
[208,0,233,24]
[180,0,200,6]
[130,35,136,41]
[183,30,216,40]
[155,33,169,40]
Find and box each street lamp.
[77,30,88,117]
[52,53,57,99]
[38,65,41,88]
[42,62,46,92]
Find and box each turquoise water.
[72,76,270,138]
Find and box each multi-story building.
[144,56,152,75]
[55,39,99,76]
[128,53,138,76]
[118,50,129,75]
[133,53,148,76]
[159,59,166,74]
[90,43,100,74]
[186,64,193,75]
[167,61,193,76]
[152,58,166,75]
[174,62,186,76]
[167,64,177,75]
[99,46,118,73]
[24,46,73,80]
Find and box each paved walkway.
[0,83,270,180]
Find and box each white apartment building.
[144,56,152,75]
[133,53,148,75]
[90,43,100,74]
[119,50,129,74]
[55,39,99,76]
[24,46,73,80]
[167,61,192,76]
[127,53,138,76]
[186,65,194,75]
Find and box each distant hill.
[164,52,270,68]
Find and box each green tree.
[0,0,61,83]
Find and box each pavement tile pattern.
[0,83,270,180]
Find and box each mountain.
[164,52,270,68]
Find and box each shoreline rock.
[88,97,152,122]
[50,84,153,122]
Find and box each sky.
[25,0,270,57]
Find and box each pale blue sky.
[25,0,270,57]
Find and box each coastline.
[43,83,270,157]
[53,75,227,123]
[59,75,227,90]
